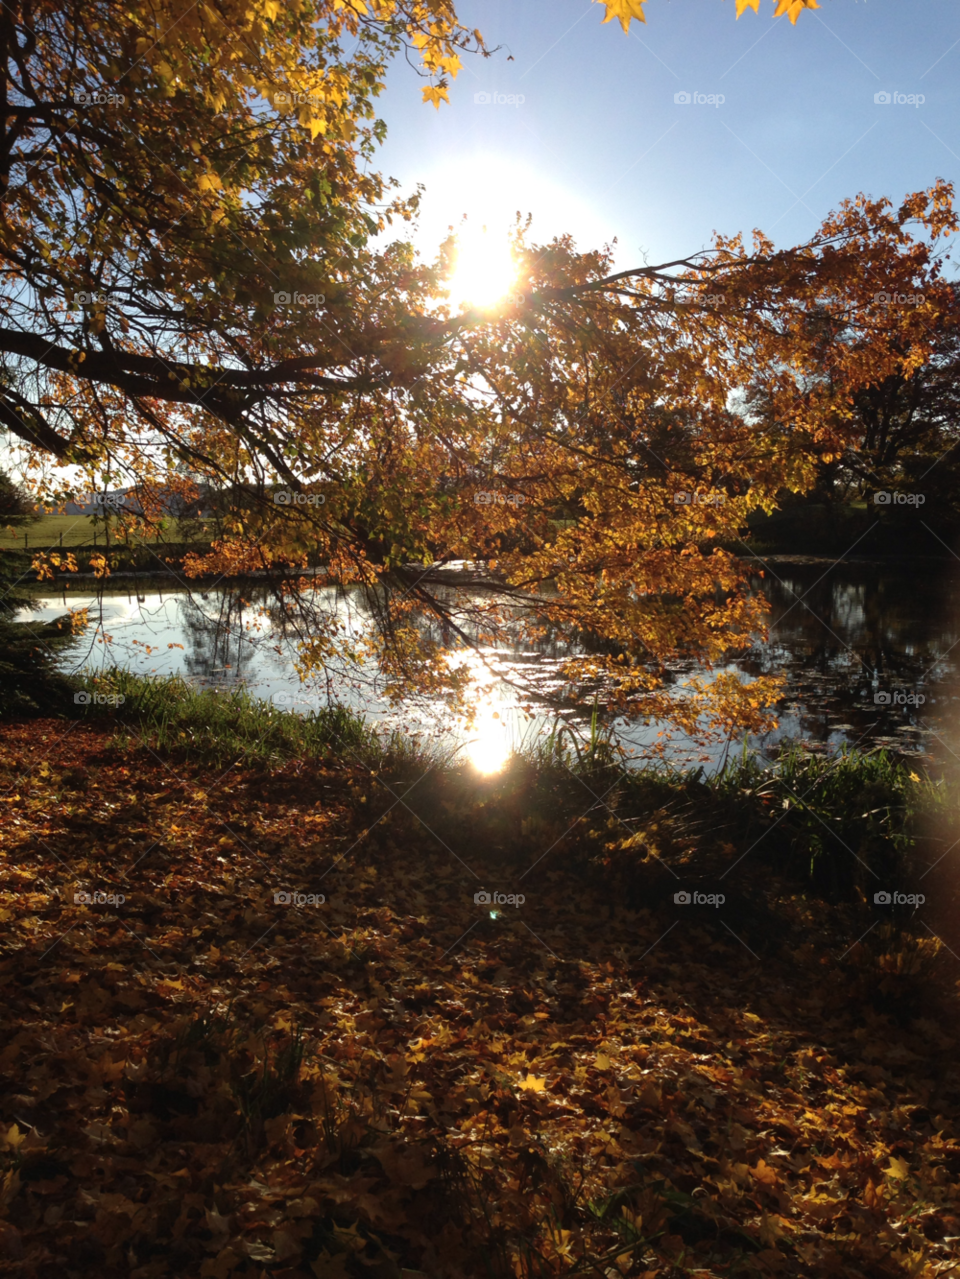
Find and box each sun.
[447,224,517,310]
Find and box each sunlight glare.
[448,225,516,311]
[461,686,512,775]
[466,718,511,774]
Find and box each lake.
[16,555,960,774]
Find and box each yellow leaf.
[422,83,448,109]
[197,172,222,192]
[0,1123,26,1151]
[774,0,820,20]
[311,1251,351,1279]
[595,1052,612,1070]
[736,0,819,16]
[519,1074,547,1091]
[758,1210,786,1247]
[885,1156,910,1180]
[597,0,647,32]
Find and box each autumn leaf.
[422,82,449,108]
[596,0,647,32]
[774,0,820,19]
[1,717,959,1278]
[602,0,820,26]
[735,0,820,16]
[0,1123,25,1151]
[757,1210,787,1246]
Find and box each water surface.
[17,556,960,773]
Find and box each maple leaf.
[596,0,647,33]
[735,0,820,15]
[775,0,820,19]
[519,1073,547,1091]
[758,1210,787,1246]
[0,1123,25,1151]
[422,83,449,108]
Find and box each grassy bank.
[76,671,942,912]
[1,675,958,1278]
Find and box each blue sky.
[376,0,960,270]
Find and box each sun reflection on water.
[457,664,513,774]
[464,703,512,774]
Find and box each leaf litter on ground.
[1,717,959,1278]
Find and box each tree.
[740,227,960,516]
[0,465,74,717]
[836,285,960,506]
[0,467,34,529]
[1,0,954,744]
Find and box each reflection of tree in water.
[256,579,577,710]
[755,566,959,682]
[739,562,960,751]
[152,561,960,763]
[179,589,263,685]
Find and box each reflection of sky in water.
[16,559,960,774]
